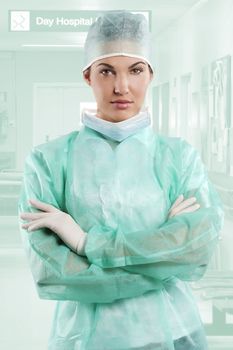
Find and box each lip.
[111,100,133,110]
[111,100,133,103]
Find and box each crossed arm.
[18,141,224,303]
[20,194,199,256]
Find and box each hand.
[20,198,87,255]
[20,198,75,235]
[168,194,200,219]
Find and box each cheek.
[130,76,150,95]
[133,84,149,100]
[93,82,112,103]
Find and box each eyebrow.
[96,61,147,69]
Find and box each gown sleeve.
[18,147,165,304]
[84,139,225,281]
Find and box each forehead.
[92,56,147,69]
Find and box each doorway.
[33,83,95,146]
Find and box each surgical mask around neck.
[81,108,151,142]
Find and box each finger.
[169,195,184,211]
[170,197,197,216]
[20,212,45,220]
[21,222,31,229]
[167,211,175,219]
[23,218,47,232]
[174,204,201,217]
[29,198,58,213]
[21,221,38,230]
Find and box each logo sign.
[10,11,30,31]
[9,10,151,32]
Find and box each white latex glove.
[20,198,87,256]
[168,194,200,219]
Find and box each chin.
[112,115,132,122]
[111,110,138,122]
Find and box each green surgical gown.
[18,125,224,349]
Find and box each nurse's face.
[83,56,153,122]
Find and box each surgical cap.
[82,10,154,72]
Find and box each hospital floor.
[0,248,55,350]
[1,247,233,349]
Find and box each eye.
[131,67,144,74]
[100,69,114,76]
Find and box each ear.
[149,69,154,82]
[83,68,91,86]
[147,65,154,82]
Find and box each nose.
[113,74,129,95]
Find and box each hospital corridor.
[0,0,233,349]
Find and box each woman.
[18,10,224,350]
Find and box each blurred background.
[0,0,233,349]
